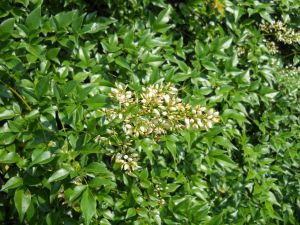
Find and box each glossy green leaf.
[0,18,15,39]
[0,151,20,163]
[202,60,219,72]
[25,7,41,30]
[30,150,53,166]
[68,185,87,202]
[35,76,49,98]
[80,188,96,225]
[0,109,15,121]
[85,162,111,176]
[1,177,23,191]
[48,169,69,183]
[14,189,31,221]
[115,57,131,71]
[126,208,136,219]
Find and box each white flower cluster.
[236,46,246,57]
[115,152,139,171]
[260,21,300,45]
[154,184,165,205]
[264,40,278,54]
[102,82,219,139]
[279,64,300,77]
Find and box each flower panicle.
[101,82,220,139]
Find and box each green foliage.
[0,0,299,224]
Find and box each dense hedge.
[0,0,299,224]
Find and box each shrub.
[0,0,299,224]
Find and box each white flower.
[185,118,190,128]
[140,126,146,133]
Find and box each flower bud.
[185,118,190,128]
[164,94,170,103]
[170,87,178,92]
[200,107,206,112]
[140,126,146,133]
[197,119,203,127]
[153,109,160,116]
[126,91,132,98]
[123,164,129,170]
[111,88,119,93]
